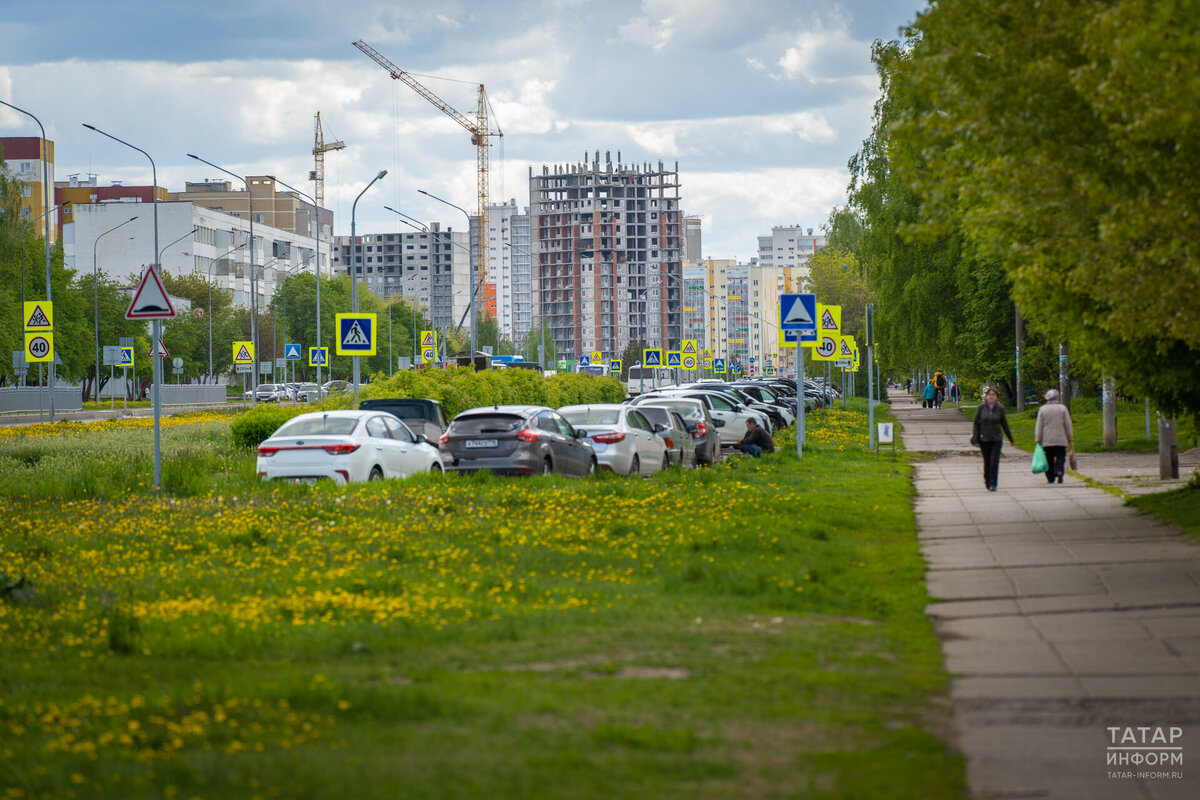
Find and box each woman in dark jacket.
[971,386,1015,491]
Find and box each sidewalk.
[891,389,1200,800]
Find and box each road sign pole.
[152,319,163,490]
[867,304,876,450]
[797,345,805,458]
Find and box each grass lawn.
[0,402,964,799]
[1131,484,1200,539]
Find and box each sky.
[0,0,923,262]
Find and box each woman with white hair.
[1035,389,1074,484]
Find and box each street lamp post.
[188,153,260,403]
[350,170,388,397]
[2,101,55,415]
[84,123,164,489]
[268,176,325,390]
[92,215,138,402]
[419,189,477,365]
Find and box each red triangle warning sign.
[148,339,170,358]
[126,264,177,320]
[234,345,253,362]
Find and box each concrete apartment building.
[479,199,533,345]
[701,257,781,373]
[331,226,471,334]
[529,154,683,361]
[757,224,827,293]
[68,199,321,313]
[2,136,58,241]
[681,262,710,352]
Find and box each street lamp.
[418,188,478,364]
[84,123,165,488]
[187,153,259,402]
[2,100,54,414]
[268,175,325,390]
[350,170,388,396]
[92,215,138,402]
[206,242,247,380]
[157,226,199,265]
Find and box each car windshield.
[560,408,620,425]
[274,415,359,437]
[450,414,525,435]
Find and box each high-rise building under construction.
[529,154,683,362]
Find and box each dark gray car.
[637,405,698,469]
[440,405,597,477]
[629,395,722,465]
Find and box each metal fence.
[0,384,227,414]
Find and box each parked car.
[651,389,765,446]
[322,380,350,395]
[557,404,670,477]
[359,398,448,443]
[294,382,324,402]
[254,383,288,403]
[256,410,443,484]
[440,405,597,477]
[628,395,722,466]
[634,404,697,469]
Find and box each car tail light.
[591,432,625,444]
[257,446,279,457]
[692,423,707,438]
[438,432,450,446]
[323,444,361,455]
[335,470,349,483]
[662,437,675,448]
[516,427,540,443]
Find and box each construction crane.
[353,39,503,294]
[310,111,345,209]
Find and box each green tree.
[896,0,1200,414]
[520,322,557,367]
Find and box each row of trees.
[827,0,1199,416]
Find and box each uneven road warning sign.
[780,294,817,330]
[713,358,726,373]
[24,301,53,331]
[309,347,328,367]
[25,332,53,363]
[148,339,169,358]
[285,344,302,361]
[233,341,255,364]
[336,314,376,356]
[125,264,176,320]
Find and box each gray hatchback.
[439,405,597,476]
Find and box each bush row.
[229,368,627,449]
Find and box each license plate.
[464,439,498,449]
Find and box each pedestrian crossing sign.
[643,348,663,367]
[713,358,726,373]
[336,314,376,355]
[233,341,255,364]
[666,351,682,367]
[309,346,328,367]
[120,346,134,367]
[609,358,621,374]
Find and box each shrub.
[229,405,306,449]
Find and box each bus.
[579,363,607,378]
[624,365,678,396]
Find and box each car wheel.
[587,457,597,476]
[430,463,444,474]
[628,454,640,477]
[368,466,384,482]
[661,455,670,473]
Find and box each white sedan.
[256,410,443,484]
[558,404,670,477]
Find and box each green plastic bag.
[1032,443,1049,474]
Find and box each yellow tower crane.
[353,39,503,294]
[310,111,345,209]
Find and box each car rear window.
[559,409,620,425]
[274,416,359,437]
[650,400,703,419]
[637,407,671,426]
[449,414,525,435]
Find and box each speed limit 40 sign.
[24,331,53,363]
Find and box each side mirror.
[574,429,586,439]
[653,423,667,433]
[414,434,427,444]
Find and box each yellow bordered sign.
[25,331,53,363]
[233,341,255,364]
[24,301,53,331]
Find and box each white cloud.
[773,15,872,84]
[616,14,675,51]
[626,123,679,154]
[746,57,765,71]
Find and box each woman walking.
[923,379,936,409]
[1035,389,1073,484]
[971,386,1015,491]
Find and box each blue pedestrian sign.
[643,348,663,367]
[284,343,302,361]
[609,359,622,374]
[335,314,376,356]
[309,346,328,367]
[780,293,817,331]
[119,346,134,367]
[666,351,682,367]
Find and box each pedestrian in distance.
[970,386,1015,492]
[905,378,912,393]
[934,370,947,408]
[732,418,775,458]
[1034,388,1073,484]
[923,379,936,409]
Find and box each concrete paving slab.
[893,388,1200,800]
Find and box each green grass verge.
[0,402,963,799]
[1130,484,1200,539]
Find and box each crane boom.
[353,39,502,314]
[311,111,346,209]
